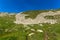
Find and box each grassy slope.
[22,9,60,19]
[0,11,60,40]
[23,10,49,19]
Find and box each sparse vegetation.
[44,15,55,19]
[23,10,49,19]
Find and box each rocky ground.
[14,11,60,24]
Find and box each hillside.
[0,10,60,40]
[14,10,60,24]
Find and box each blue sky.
[0,0,60,13]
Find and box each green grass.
[44,15,55,19]
[23,10,49,19]
[23,10,60,19]
[0,13,60,40]
[44,14,60,19]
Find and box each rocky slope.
[0,10,60,40]
[14,10,60,24]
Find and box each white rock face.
[14,11,60,24]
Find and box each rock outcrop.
[14,11,60,24]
